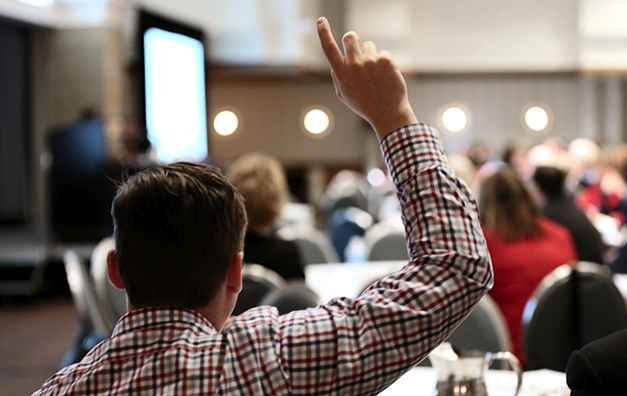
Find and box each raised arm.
[225,18,492,396]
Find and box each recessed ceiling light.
[442,106,468,133]
[303,108,330,135]
[213,110,238,136]
[524,106,550,132]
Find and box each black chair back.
[446,294,511,354]
[232,264,286,316]
[367,231,408,261]
[522,262,627,371]
[422,294,511,369]
[260,282,321,315]
[276,224,339,264]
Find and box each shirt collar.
[112,306,217,337]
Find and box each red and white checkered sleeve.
[275,123,493,395]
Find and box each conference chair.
[259,281,321,315]
[522,261,627,371]
[421,294,511,368]
[232,264,286,316]
[62,250,109,366]
[318,170,371,216]
[276,224,339,265]
[445,294,512,369]
[365,221,408,261]
[91,236,126,332]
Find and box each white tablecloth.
[305,261,406,302]
[379,366,568,396]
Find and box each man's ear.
[226,252,243,294]
[107,249,125,290]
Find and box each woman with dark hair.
[479,166,577,366]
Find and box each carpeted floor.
[0,297,77,396]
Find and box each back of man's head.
[111,162,247,309]
[533,166,566,199]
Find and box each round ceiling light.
[442,107,468,133]
[213,110,239,136]
[303,108,330,135]
[524,106,550,132]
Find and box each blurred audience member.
[448,153,476,187]
[470,160,503,198]
[480,166,577,366]
[227,153,305,280]
[318,170,370,217]
[603,145,627,274]
[327,206,373,261]
[502,142,534,180]
[567,137,601,196]
[575,146,627,227]
[466,141,494,172]
[533,166,605,264]
[317,170,375,260]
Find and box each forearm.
[382,123,491,279]
[373,122,492,349]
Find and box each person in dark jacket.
[567,329,627,395]
[533,166,605,264]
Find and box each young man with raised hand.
[34,17,492,395]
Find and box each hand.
[316,17,418,140]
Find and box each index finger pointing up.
[317,17,344,71]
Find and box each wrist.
[372,106,419,141]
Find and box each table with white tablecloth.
[305,261,406,302]
[379,366,568,396]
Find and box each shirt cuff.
[380,123,449,188]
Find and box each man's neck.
[127,303,224,332]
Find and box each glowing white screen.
[144,28,208,163]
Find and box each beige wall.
[208,72,600,164]
[349,0,578,72]
[208,77,370,168]
[48,28,108,128]
[36,26,626,172]
[408,73,584,155]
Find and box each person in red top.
[479,166,577,367]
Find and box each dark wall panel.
[0,20,29,224]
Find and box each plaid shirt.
[34,124,492,396]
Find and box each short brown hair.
[227,153,288,233]
[479,166,540,241]
[111,162,247,308]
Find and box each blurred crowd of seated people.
[223,134,627,369]
[223,135,627,276]
[450,136,627,366]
